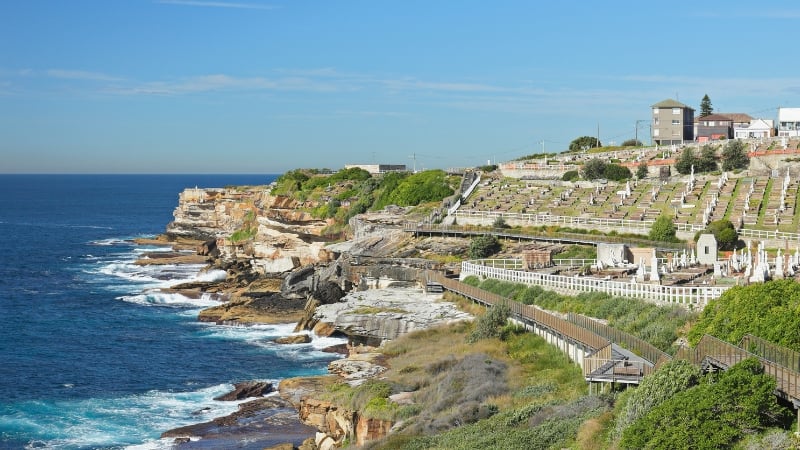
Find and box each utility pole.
[597,123,600,147]
[540,140,545,154]
[409,153,417,173]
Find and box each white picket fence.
[452,210,800,243]
[461,259,730,308]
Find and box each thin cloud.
[156,0,276,10]
[46,69,125,82]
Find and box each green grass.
[756,178,774,227]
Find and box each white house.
[734,118,774,139]
[778,108,800,137]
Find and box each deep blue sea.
[0,175,344,449]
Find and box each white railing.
[453,210,704,233]
[448,175,482,216]
[452,210,800,242]
[738,228,800,243]
[461,259,730,309]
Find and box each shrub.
[468,235,501,259]
[613,359,702,439]
[467,303,511,343]
[620,358,791,449]
[562,170,580,181]
[648,215,677,242]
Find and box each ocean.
[0,175,344,449]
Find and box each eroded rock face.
[312,287,473,341]
[214,381,273,401]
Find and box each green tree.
[569,136,601,152]
[467,302,511,343]
[636,161,648,179]
[722,139,750,171]
[468,235,501,259]
[614,359,702,439]
[688,279,800,349]
[603,163,632,181]
[695,219,737,251]
[674,148,698,175]
[700,94,713,117]
[581,158,607,180]
[649,215,677,242]
[620,358,790,450]
[622,139,643,147]
[561,170,580,181]
[697,145,718,172]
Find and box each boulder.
[275,334,313,344]
[214,381,273,401]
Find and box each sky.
[2,1,800,174]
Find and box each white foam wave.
[6,384,246,450]
[118,291,223,308]
[195,269,227,282]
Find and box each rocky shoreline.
[137,183,470,449]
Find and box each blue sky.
[2,1,799,174]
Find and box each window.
[672,119,680,125]
[654,118,660,125]
[654,129,660,137]
[653,108,659,114]
[672,108,680,115]
[672,130,680,136]
[704,246,709,255]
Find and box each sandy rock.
[279,375,339,407]
[275,334,313,344]
[312,287,473,341]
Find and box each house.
[344,164,407,175]
[734,118,775,139]
[694,113,734,142]
[651,99,695,145]
[718,113,753,129]
[778,108,800,137]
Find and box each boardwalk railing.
[741,334,800,373]
[427,271,609,351]
[566,313,671,369]
[429,270,800,405]
[461,259,729,308]
[675,334,800,405]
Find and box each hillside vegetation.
[270,168,458,226]
[688,279,800,349]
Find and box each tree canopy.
[580,158,631,181]
[700,94,713,117]
[675,146,718,175]
[649,215,677,242]
[687,279,800,349]
[620,358,790,450]
[695,219,737,251]
[636,161,648,179]
[721,139,750,171]
[569,136,601,152]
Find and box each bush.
[603,163,632,181]
[467,303,511,343]
[562,170,580,181]
[620,358,791,449]
[648,215,677,242]
[613,359,702,439]
[468,235,501,259]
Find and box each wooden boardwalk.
[427,271,800,409]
